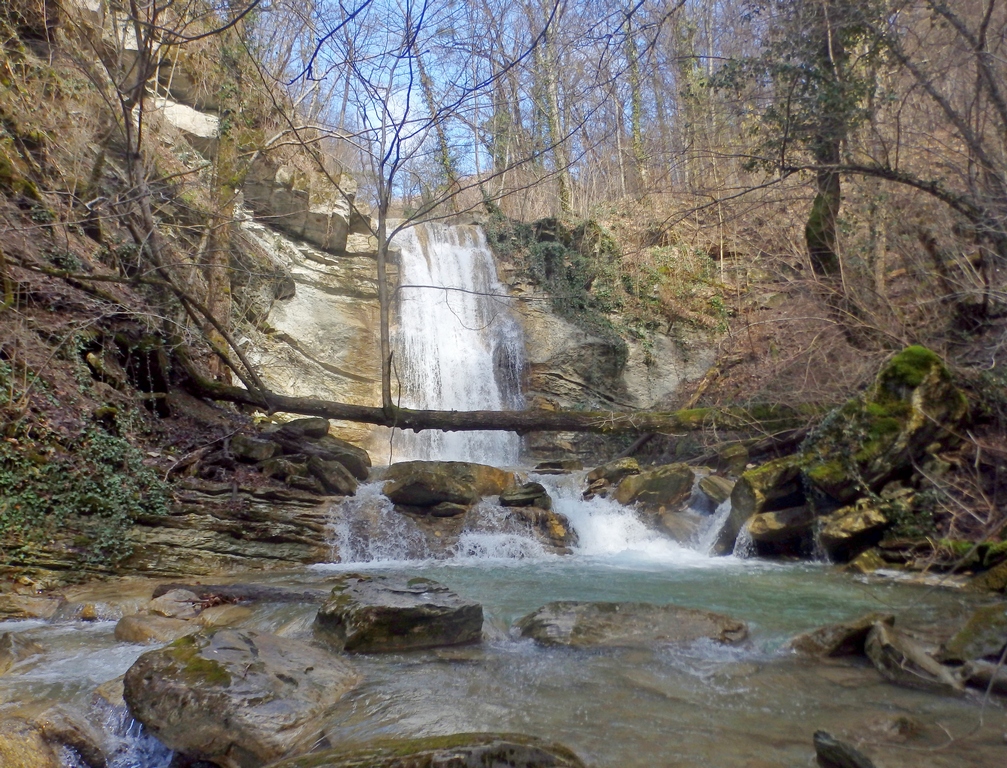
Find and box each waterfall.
[386,222,525,464]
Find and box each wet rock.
[819,500,890,562]
[938,603,1007,663]
[275,417,331,439]
[712,457,803,556]
[0,633,44,674]
[195,604,254,629]
[0,595,63,621]
[656,508,703,544]
[429,502,469,517]
[535,459,583,474]
[961,660,1007,695]
[92,677,125,709]
[114,615,199,645]
[230,434,279,463]
[0,718,60,768]
[383,461,516,507]
[613,463,694,510]
[123,629,359,768]
[745,505,815,552]
[970,560,1007,593]
[813,731,876,768]
[314,574,483,653]
[146,588,201,619]
[515,601,748,648]
[34,705,108,768]
[844,549,887,574]
[699,474,735,506]
[500,482,552,509]
[264,733,586,768]
[790,613,895,657]
[864,623,965,695]
[506,507,578,553]
[586,457,640,486]
[307,456,358,496]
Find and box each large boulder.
[515,601,747,648]
[744,505,815,555]
[864,623,964,696]
[802,346,967,503]
[114,614,199,644]
[698,474,735,506]
[499,482,552,509]
[711,457,803,555]
[505,507,578,553]
[382,461,516,507]
[790,613,894,657]
[938,603,1007,663]
[0,719,59,768]
[123,630,359,768]
[314,574,483,653]
[586,457,640,486]
[34,705,109,768]
[613,463,694,510]
[270,432,371,481]
[819,499,890,562]
[264,733,586,768]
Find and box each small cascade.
[388,222,525,464]
[696,499,735,555]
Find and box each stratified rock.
[0,595,62,621]
[264,733,586,768]
[0,632,44,674]
[276,417,331,439]
[938,604,1007,663]
[383,461,516,507]
[698,474,735,506]
[114,615,199,645]
[961,660,1007,695]
[515,601,747,648]
[746,506,815,551]
[0,718,60,768]
[864,623,964,695]
[314,574,483,653]
[500,482,552,509]
[819,500,890,562]
[230,434,278,463]
[259,456,308,481]
[534,459,583,474]
[712,457,803,556]
[586,457,639,486]
[146,588,201,619]
[310,435,371,480]
[307,456,358,496]
[790,613,894,657]
[613,463,694,510]
[123,630,359,768]
[34,705,108,768]
[813,731,876,768]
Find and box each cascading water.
[386,222,525,465]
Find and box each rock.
[429,502,469,517]
[961,660,1007,695]
[264,733,586,768]
[613,463,695,510]
[515,601,748,648]
[656,509,703,544]
[146,588,201,619]
[506,507,578,552]
[938,604,1007,663]
[0,633,44,674]
[819,500,890,562]
[0,718,60,768]
[499,482,552,509]
[307,456,358,495]
[712,457,803,555]
[114,615,199,644]
[383,461,516,507]
[195,605,254,629]
[535,459,583,474]
[844,549,887,574]
[151,97,219,154]
[864,623,965,695]
[123,629,359,768]
[259,456,308,481]
[0,595,62,621]
[813,731,876,768]
[230,434,279,463]
[34,705,108,768]
[715,443,749,476]
[790,613,895,657]
[746,506,815,551]
[92,676,125,708]
[314,574,483,653]
[275,417,331,439]
[270,431,371,480]
[152,583,330,603]
[699,474,735,506]
[802,346,967,504]
[970,561,1007,593]
[586,457,639,486]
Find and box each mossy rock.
[938,604,1007,663]
[712,456,803,555]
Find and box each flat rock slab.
[123,629,359,768]
[790,612,895,657]
[315,574,483,653]
[264,733,586,768]
[515,601,748,648]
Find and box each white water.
[387,222,525,464]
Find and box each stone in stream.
[0,632,44,674]
[789,613,895,657]
[613,462,694,510]
[712,457,803,556]
[813,731,877,768]
[961,659,1007,695]
[534,459,584,474]
[314,573,484,653]
[34,705,108,768]
[937,603,1007,663]
[382,460,516,507]
[698,474,735,506]
[745,505,815,555]
[515,601,748,648]
[864,622,965,695]
[264,733,586,768]
[499,481,552,509]
[586,457,640,486]
[0,718,60,768]
[818,500,890,562]
[123,629,359,768]
[146,588,201,619]
[114,614,199,644]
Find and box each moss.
[875,345,943,398]
[805,459,846,486]
[167,636,231,686]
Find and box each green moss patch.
[167,636,231,687]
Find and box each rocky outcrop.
[819,500,890,561]
[515,601,748,648]
[265,733,586,768]
[314,574,483,653]
[123,630,359,768]
[382,461,516,508]
[790,613,895,657]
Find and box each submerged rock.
[314,573,483,652]
[515,601,748,648]
[813,731,876,768]
[938,603,1007,663]
[383,461,515,507]
[123,629,359,768]
[0,632,44,674]
[265,733,586,768]
[864,623,964,695]
[613,462,694,510]
[790,613,894,657]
